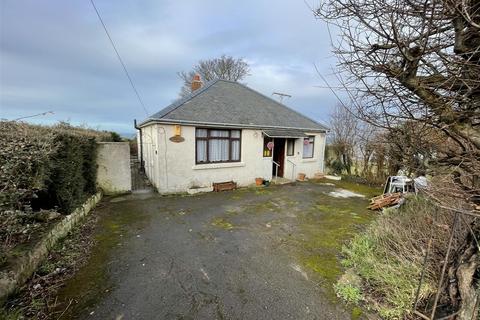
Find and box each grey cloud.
[1,0,340,133]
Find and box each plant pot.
[297,173,306,181]
[255,178,264,186]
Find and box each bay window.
[196,128,241,164]
[303,136,314,158]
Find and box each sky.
[0,0,341,134]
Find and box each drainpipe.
[134,119,144,172]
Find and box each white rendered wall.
[96,142,132,194]
[139,124,326,193]
[283,132,326,180]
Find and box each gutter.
[137,118,329,133]
[134,119,145,172]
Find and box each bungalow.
[136,76,328,193]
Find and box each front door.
[272,138,285,177]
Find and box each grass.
[211,217,234,230]
[290,183,376,305]
[0,308,22,320]
[336,196,447,319]
[313,178,382,199]
[334,282,362,304]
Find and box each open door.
[272,138,285,177]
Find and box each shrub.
[0,122,113,246]
[338,195,463,319]
[109,131,122,142]
[1,122,110,213]
[40,133,97,214]
[330,159,346,175]
[334,282,362,304]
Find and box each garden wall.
[96,142,132,194]
[0,192,102,304]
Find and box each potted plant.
[297,173,306,181]
[255,177,264,186]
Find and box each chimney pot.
[191,74,202,92]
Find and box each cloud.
[0,0,340,133]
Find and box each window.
[303,136,314,158]
[286,139,295,156]
[196,128,241,164]
[263,137,273,157]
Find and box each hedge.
[0,121,111,214]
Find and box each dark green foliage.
[1,121,103,215]
[109,132,122,142]
[330,159,346,175]
[39,134,98,214]
[82,138,98,195]
[44,135,84,214]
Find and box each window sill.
[302,158,316,163]
[192,162,245,170]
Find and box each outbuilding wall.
[139,123,325,193]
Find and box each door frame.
[272,138,286,177]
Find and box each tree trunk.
[448,220,480,319]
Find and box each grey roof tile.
[142,79,328,131]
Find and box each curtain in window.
[231,130,241,138]
[231,140,240,160]
[210,130,229,138]
[196,140,207,162]
[303,137,314,158]
[287,139,294,156]
[195,128,241,163]
[209,139,229,162]
[196,129,207,137]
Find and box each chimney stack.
[191,74,202,92]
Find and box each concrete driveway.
[56,181,376,320]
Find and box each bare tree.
[316,0,479,318]
[355,121,380,178]
[178,55,250,97]
[329,103,359,174]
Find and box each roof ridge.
[142,78,329,131]
[225,80,328,130]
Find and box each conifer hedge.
[0,121,111,214]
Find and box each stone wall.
[97,142,132,195]
[0,192,102,304]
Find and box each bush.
[338,196,462,319]
[0,121,116,251]
[37,134,98,214]
[330,159,346,175]
[1,122,109,213]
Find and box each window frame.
[195,128,242,164]
[286,138,295,156]
[263,136,273,157]
[302,136,315,159]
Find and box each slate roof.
[140,79,328,132]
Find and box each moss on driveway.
[53,180,380,319]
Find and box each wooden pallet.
[368,192,402,210]
[213,181,237,192]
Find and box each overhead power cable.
[14,111,54,121]
[89,0,149,116]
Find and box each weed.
[334,282,362,304]
[0,308,22,320]
[211,217,234,230]
[336,196,458,318]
